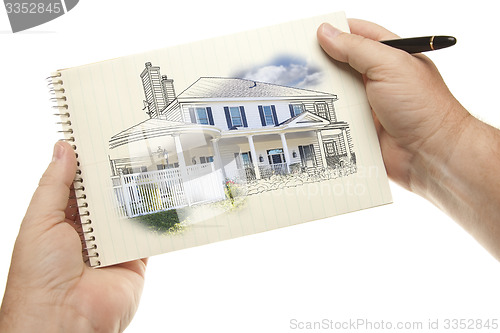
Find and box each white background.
[1,1,499,332]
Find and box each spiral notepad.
[48,73,100,266]
[49,11,392,268]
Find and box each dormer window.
[289,104,305,117]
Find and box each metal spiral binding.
[48,72,101,268]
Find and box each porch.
[219,124,353,182]
[108,118,355,218]
[108,119,227,218]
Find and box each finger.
[317,23,409,80]
[110,258,148,278]
[65,185,79,222]
[348,18,400,41]
[23,141,77,229]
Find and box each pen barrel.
[381,36,456,54]
[381,36,433,53]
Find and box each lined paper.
[59,11,392,267]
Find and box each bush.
[132,209,182,233]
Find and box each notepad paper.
[53,11,392,267]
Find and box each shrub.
[132,209,183,233]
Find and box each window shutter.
[207,107,214,125]
[271,105,278,125]
[289,104,294,118]
[224,107,232,129]
[189,107,196,123]
[258,105,266,126]
[240,106,248,127]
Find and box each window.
[234,152,252,169]
[200,156,214,164]
[259,105,277,126]
[263,106,274,125]
[324,142,338,155]
[230,107,242,126]
[189,107,214,125]
[289,104,305,117]
[315,102,329,119]
[225,106,247,128]
[196,107,209,124]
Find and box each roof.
[278,111,329,126]
[109,118,221,149]
[176,77,337,100]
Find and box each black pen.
[380,36,457,54]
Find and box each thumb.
[22,141,77,229]
[317,23,407,80]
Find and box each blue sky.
[235,56,322,88]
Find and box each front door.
[267,148,285,165]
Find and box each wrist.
[0,293,94,333]
[407,102,473,198]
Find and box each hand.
[317,19,500,260]
[317,19,471,191]
[0,141,147,333]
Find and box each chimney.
[140,62,166,118]
[161,75,176,105]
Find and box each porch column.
[279,132,291,173]
[247,135,261,179]
[316,130,328,168]
[173,134,192,205]
[211,138,226,179]
[342,128,352,161]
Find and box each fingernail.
[52,142,64,162]
[320,23,342,40]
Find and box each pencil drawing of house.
[109,62,356,218]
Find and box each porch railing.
[112,162,225,218]
[258,162,288,178]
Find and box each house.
[109,62,356,217]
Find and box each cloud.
[236,57,322,88]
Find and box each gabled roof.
[176,77,337,100]
[278,111,331,126]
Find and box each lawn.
[131,208,186,233]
